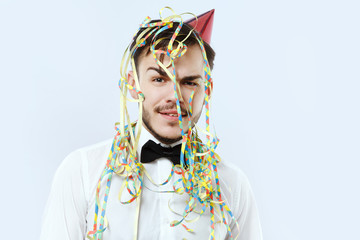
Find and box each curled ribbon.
[87,6,239,240]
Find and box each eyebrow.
[146,66,203,81]
[147,67,167,76]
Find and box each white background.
[1,0,359,239]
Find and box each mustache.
[155,103,188,115]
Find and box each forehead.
[137,44,205,77]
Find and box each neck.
[142,122,182,145]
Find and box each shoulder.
[41,140,113,240]
[74,138,114,159]
[65,138,113,163]
[217,159,251,190]
[53,139,113,192]
[58,139,113,172]
[217,160,263,238]
[217,159,255,215]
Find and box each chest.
[86,165,229,240]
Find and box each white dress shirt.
[40,128,263,240]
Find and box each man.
[40,8,262,240]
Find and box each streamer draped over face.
[87,7,239,240]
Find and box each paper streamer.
[87,7,239,240]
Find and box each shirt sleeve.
[228,171,263,240]
[40,150,88,240]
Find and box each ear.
[205,81,213,100]
[128,71,138,100]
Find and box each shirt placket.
[157,159,174,239]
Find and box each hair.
[129,20,215,70]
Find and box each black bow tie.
[141,140,182,165]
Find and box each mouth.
[159,110,188,120]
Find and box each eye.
[183,81,198,87]
[153,77,165,83]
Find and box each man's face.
[129,44,206,144]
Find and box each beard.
[142,103,202,145]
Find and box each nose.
[164,80,184,104]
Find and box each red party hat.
[185,9,215,44]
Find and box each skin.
[128,44,208,144]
